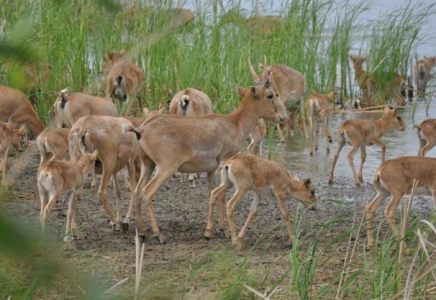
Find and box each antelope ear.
[384,105,390,113]
[119,49,126,56]
[304,178,312,188]
[327,92,334,99]
[158,106,166,114]
[143,108,150,115]
[249,86,258,98]
[237,86,246,97]
[107,52,114,60]
[350,55,355,60]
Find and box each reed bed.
[1,0,436,299]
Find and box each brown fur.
[366,156,436,249]
[103,50,145,116]
[69,115,145,231]
[266,64,307,142]
[205,153,316,249]
[0,85,44,136]
[127,68,287,243]
[415,56,435,94]
[53,91,118,128]
[413,119,436,156]
[37,150,98,242]
[0,122,25,186]
[306,92,334,155]
[169,88,213,187]
[36,128,71,167]
[329,106,406,187]
[247,118,266,156]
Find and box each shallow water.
[267,99,436,183]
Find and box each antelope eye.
[396,116,401,121]
[276,93,279,97]
[311,190,315,196]
[267,94,273,99]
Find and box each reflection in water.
[267,101,436,182]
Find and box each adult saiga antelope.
[257,61,307,142]
[169,88,213,187]
[205,153,317,250]
[69,115,145,231]
[0,85,44,136]
[366,156,436,250]
[328,106,405,187]
[306,92,334,155]
[102,50,145,116]
[126,57,287,243]
[415,56,435,96]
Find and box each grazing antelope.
[366,156,436,250]
[220,8,285,35]
[53,89,118,128]
[36,128,70,167]
[247,118,266,156]
[69,115,145,231]
[0,85,44,136]
[0,122,25,186]
[415,56,435,96]
[306,92,334,155]
[328,106,405,187]
[350,55,405,106]
[204,154,317,250]
[102,50,145,116]
[126,56,287,243]
[413,119,436,156]
[257,61,307,142]
[38,150,98,242]
[169,88,213,187]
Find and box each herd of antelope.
[0,49,435,251]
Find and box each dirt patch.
[1,144,433,299]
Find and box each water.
[268,101,436,182]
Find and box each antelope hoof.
[139,234,146,244]
[315,147,318,151]
[310,151,313,156]
[328,178,333,185]
[280,139,285,144]
[111,222,120,231]
[356,181,363,188]
[217,227,227,238]
[329,138,332,143]
[121,222,129,232]
[189,181,196,188]
[154,232,166,244]
[234,241,243,251]
[204,228,213,239]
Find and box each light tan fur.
[329,106,406,187]
[204,153,316,250]
[366,156,436,250]
[37,150,98,242]
[126,57,287,243]
[415,56,435,95]
[53,90,118,128]
[413,119,436,156]
[69,115,145,231]
[350,55,405,106]
[247,118,266,156]
[103,50,145,116]
[0,85,44,136]
[265,63,307,142]
[36,128,71,167]
[0,122,25,186]
[169,88,213,187]
[306,92,334,155]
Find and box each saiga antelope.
[38,150,98,242]
[413,119,436,156]
[169,88,213,187]
[306,92,334,155]
[415,56,435,96]
[126,56,287,243]
[0,84,44,136]
[366,156,436,250]
[328,106,405,187]
[53,89,118,128]
[102,50,145,116]
[204,153,317,250]
[0,122,25,186]
[69,115,145,231]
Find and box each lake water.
[180,0,436,181]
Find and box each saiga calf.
[204,154,317,250]
[0,122,25,186]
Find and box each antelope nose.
[279,117,286,122]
